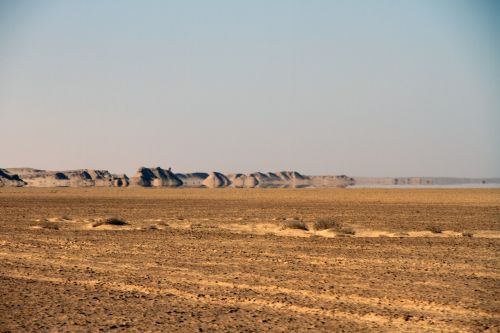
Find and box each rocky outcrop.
[175,173,208,187]
[227,174,256,188]
[4,168,128,187]
[228,171,314,188]
[309,175,356,188]
[1,166,358,188]
[0,169,26,187]
[353,177,500,187]
[202,172,231,188]
[130,167,183,187]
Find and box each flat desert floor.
[0,188,499,332]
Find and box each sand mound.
[130,167,183,187]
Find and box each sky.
[0,0,499,177]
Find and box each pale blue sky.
[0,0,499,177]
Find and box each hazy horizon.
[1,1,499,178]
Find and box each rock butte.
[0,167,355,188]
[1,167,498,188]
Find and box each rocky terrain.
[0,167,355,188]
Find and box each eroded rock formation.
[0,166,358,188]
[4,168,128,187]
[202,172,231,188]
[0,169,26,187]
[130,167,183,187]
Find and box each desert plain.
[0,188,499,332]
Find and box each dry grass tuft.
[313,218,342,230]
[462,231,474,238]
[337,227,356,235]
[313,217,355,235]
[39,221,60,230]
[282,220,309,231]
[427,225,443,234]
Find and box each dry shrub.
[92,217,128,227]
[462,231,474,238]
[338,227,356,235]
[39,221,60,230]
[427,225,443,234]
[313,217,355,235]
[314,218,342,231]
[282,220,309,231]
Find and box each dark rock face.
[130,167,183,187]
[0,169,26,187]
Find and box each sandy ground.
[0,188,499,332]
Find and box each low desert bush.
[92,217,128,227]
[426,225,443,234]
[282,220,309,231]
[338,227,356,235]
[462,231,474,238]
[313,218,342,231]
[39,221,60,230]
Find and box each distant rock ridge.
[203,172,231,188]
[0,169,26,187]
[130,167,182,187]
[3,167,497,188]
[353,177,500,186]
[0,166,355,188]
[2,168,128,187]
